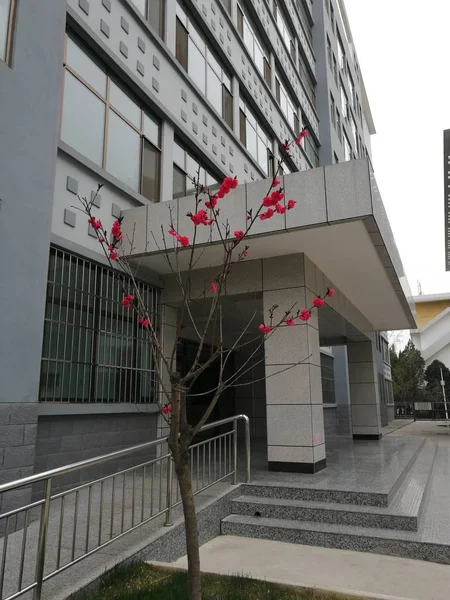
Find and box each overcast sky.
[343,0,450,299]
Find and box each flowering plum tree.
[75,129,333,600]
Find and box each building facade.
[411,293,450,369]
[0,0,410,495]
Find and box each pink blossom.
[168,228,190,247]
[259,208,274,220]
[234,230,244,240]
[287,199,296,210]
[327,288,335,297]
[243,250,248,258]
[98,237,106,243]
[121,294,134,308]
[111,220,121,237]
[273,178,281,187]
[88,217,102,230]
[211,282,217,293]
[205,195,218,210]
[259,324,272,334]
[299,309,311,322]
[191,209,213,226]
[162,405,172,415]
[282,143,290,153]
[285,317,295,326]
[295,128,308,146]
[275,203,287,214]
[313,297,325,308]
[110,251,118,261]
[139,317,150,327]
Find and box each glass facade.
[176,3,233,129]
[61,36,162,201]
[173,140,218,198]
[39,247,159,404]
[239,97,273,175]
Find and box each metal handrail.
[0,414,251,600]
[0,414,250,495]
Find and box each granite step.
[243,437,426,507]
[232,441,438,531]
[221,513,450,564]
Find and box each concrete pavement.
[172,535,450,600]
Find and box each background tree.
[424,359,450,405]
[76,130,329,600]
[390,340,425,406]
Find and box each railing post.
[232,420,238,485]
[164,455,173,527]
[35,477,52,600]
[244,416,251,483]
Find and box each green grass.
[83,562,364,600]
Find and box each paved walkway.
[382,419,414,435]
[172,536,450,600]
[388,420,450,445]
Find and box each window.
[351,114,358,147]
[176,4,233,128]
[348,72,355,108]
[340,80,348,119]
[337,32,345,70]
[343,131,351,161]
[321,353,335,405]
[0,0,15,64]
[275,75,299,134]
[173,141,218,198]
[239,97,273,175]
[332,55,338,85]
[330,3,335,31]
[61,36,162,201]
[298,54,315,106]
[237,4,271,87]
[274,1,295,62]
[330,93,336,128]
[132,0,165,39]
[336,109,341,141]
[222,0,231,14]
[304,133,320,168]
[39,247,159,404]
[327,36,332,69]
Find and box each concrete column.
[160,121,174,202]
[348,341,383,440]
[263,255,326,473]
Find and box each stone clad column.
[263,255,326,473]
[348,340,383,439]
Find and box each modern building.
[409,130,450,370]
[411,293,450,368]
[0,0,413,510]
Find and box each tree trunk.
[175,452,202,600]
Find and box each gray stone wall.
[0,404,38,518]
[34,413,158,495]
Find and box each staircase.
[222,440,450,563]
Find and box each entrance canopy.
[122,159,415,331]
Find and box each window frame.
[275,74,299,135]
[0,0,16,66]
[172,139,218,199]
[39,246,159,405]
[175,4,234,129]
[132,0,165,39]
[239,96,273,175]
[62,34,162,201]
[237,2,271,88]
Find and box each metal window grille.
[39,247,159,403]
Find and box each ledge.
[38,403,160,416]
